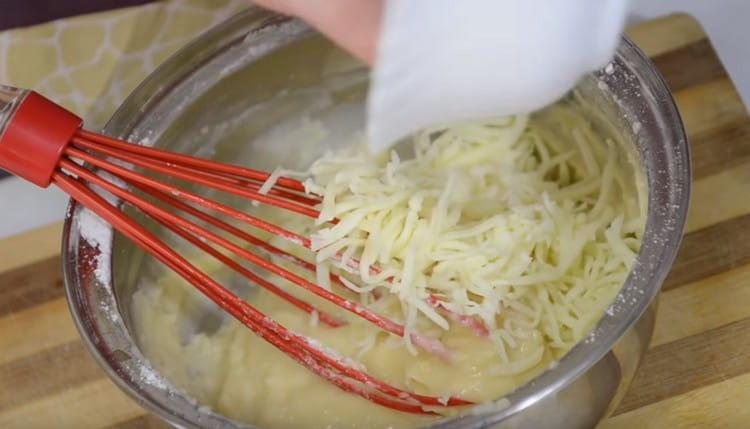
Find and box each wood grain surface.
[1,13,748,429]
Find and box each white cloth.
[367,0,630,153]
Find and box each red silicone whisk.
[0,84,484,414]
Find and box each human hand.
[251,0,382,65]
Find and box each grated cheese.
[299,108,643,374]
[258,167,283,195]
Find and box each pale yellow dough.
[132,275,545,429]
[130,101,644,429]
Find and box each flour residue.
[77,206,113,286]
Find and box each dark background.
[0,0,155,31]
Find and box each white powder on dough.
[77,192,175,395]
[75,162,129,287]
[138,362,168,390]
[77,207,114,286]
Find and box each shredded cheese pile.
[298,109,643,374]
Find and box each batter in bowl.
[131,98,645,429]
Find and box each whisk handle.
[0,84,82,187]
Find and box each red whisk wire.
[336,253,490,337]
[144,193,345,329]
[65,147,314,247]
[75,129,308,192]
[0,90,476,414]
[60,157,451,360]
[52,169,469,414]
[70,138,321,218]
[72,137,491,338]
[133,180,360,299]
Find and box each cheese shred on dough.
[131,101,646,428]
[302,109,643,373]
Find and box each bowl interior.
[63,11,689,429]
[113,31,646,329]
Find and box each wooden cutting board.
[1,13,748,429]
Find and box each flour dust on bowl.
[62,9,689,429]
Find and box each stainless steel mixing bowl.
[62,8,690,429]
